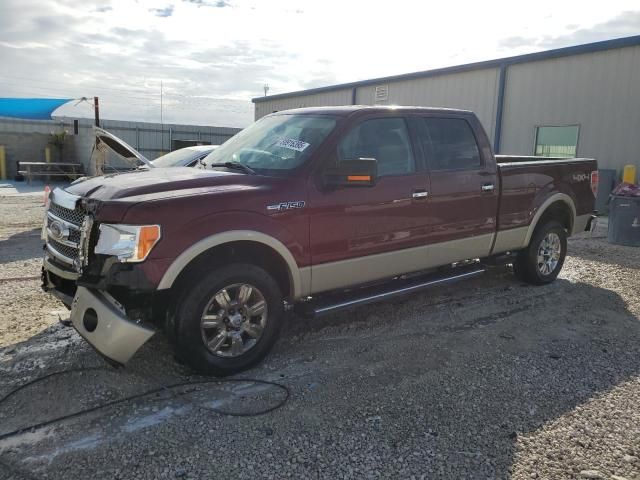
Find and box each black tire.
[174,263,284,376]
[513,221,567,285]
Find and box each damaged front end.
[42,187,158,365]
[69,287,155,365]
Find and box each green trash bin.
[608,195,640,246]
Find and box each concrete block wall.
[0,132,62,180]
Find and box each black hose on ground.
[0,366,290,442]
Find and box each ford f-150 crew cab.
[42,106,597,375]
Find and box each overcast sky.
[0,0,639,127]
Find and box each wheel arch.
[157,230,308,299]
[524,193,576,247]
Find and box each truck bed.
[496,155,597,234]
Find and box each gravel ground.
[0,194,639,480]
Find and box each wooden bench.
[18,162,84,185]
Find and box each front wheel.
[174,263,284,376]
[513,221,567,285]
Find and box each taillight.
[590,171,599,197]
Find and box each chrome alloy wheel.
[200,283,268,358]
[537,232,562,276]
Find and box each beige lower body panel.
[492,227,528,254]
[307,206,591,297]
[310,234,494,295]
[299,266,312,297]
[492,213,592,257]
[573,214,592,235]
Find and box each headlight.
[94,224,161,262]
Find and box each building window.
[534,125,579,157]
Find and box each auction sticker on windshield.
[275,137,310,152]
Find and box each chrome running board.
[295,265,486,318]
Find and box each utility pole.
[93,96,100,127]
[94,96,104,176]
[160,81,164,152]
[263,84,269,97]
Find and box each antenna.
[263,84,270,97]
[160,80,164,152]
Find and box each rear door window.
[338,118,415,177]
[420,118,481,171]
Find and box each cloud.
[150,5,175,17]
[499,10,640,51]
[182,0,231,7]
[0,0,272,127]
[0,0,637,129]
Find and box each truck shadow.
[1,269,639,478]
[0,228,42,265]
[272,270,640,478]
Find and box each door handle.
[481,183,495,192]
[412,190,429,199]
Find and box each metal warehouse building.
[253,35,640,175]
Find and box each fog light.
[83,308,98,332]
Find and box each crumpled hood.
[66,167,250,201]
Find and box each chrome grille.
[48,201,86,226]
[69,230,81,244]
[45,195,87,270]
[48,238,79,261]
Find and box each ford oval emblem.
[49,220,65,240]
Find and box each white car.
[151,145,219,168]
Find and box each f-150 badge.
[267,201,305,212]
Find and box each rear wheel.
[513,221,567,285]
[174,263,284,376]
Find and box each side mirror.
[322,158,378,188]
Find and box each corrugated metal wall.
[254,88,353,119]
[0,117,240,178]
[71,118,240,160]
[254,68,500,142]
[500,45,640,171]
[355,68,500,141]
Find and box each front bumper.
[70,286,156,365]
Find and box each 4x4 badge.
[267,201,305,212]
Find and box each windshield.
[202,114,337,174]
[152,148,207,168]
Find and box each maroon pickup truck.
[42,106,597,375]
